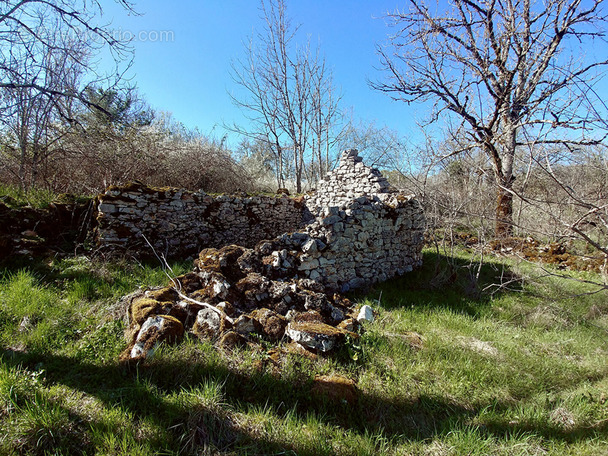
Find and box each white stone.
[302,238,318,254]
[195,308,222,333]
[357,305,375,324]
[130,315,164,359]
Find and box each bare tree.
[0,32,89,190]
[230,0,341,193]
[0,1,136,190]
[373,0,608,237]
[0,0,134,111]
[309,55,342,182]
[336,120,404,169]
[515,144,608,261]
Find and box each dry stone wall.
[306,149,393,215]
[296,149,424,290]
[96,149,425,291]
[114,149,425,360]
[297,195,423,291]
[96,183,305,257]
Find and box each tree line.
[0,0,250,195]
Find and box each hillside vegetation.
[1,250,606,455]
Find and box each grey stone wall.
[96,182,305,257]
[257,149,424,291]
[300,194,424,291]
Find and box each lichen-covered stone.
[125,314,184,360]
[196,245,247,281]
[286,321,348,352]
[218,330,246,349]
[130,298,163,325]
[311,375,358,405]
[145,287,178,302]
[250,308,287,341]
[174,272,204,293]
[337,318,358,333]
[233,314,263,336]
[192,307,228,340]
[292,310,325,324]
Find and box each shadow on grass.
[3,343,605,455]
[353,249,523,317]
[3,251,605,454]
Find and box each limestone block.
[357,305,375,323]
[130,315,184,359]
[98,203,117,213]
[286,322,347,352]
[192,307,226,340]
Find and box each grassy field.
[0,249,607,455]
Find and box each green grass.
[0,183,58,209]
[0,183,91,209]
[1,250,607,455]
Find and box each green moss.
[145,287,178,302]
[289,321,347,337]
[130,298,163,325]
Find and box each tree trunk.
[495,181,514,238]
[294,143,303,193]
[495,124,517,238]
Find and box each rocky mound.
[120,242,371,363]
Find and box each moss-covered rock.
[130,298,163,325]
[174,272,204,293]
[146,287,178,302]
[192,307,229,340]
[232,314,263,336]
[218,330,246,349]
[286,321,349,352]
[122,314,184,362]
[311,375,358,405]
[250,308,287,341]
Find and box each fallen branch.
[140,233,227,319]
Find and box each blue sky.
[99,0,422,146]
[99,1,608,150]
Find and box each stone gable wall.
[306,149,393,215]
[303,194,423,290]
[264,194,424,292]
[96,149,425,290]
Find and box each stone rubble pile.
[121,243,365,362]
